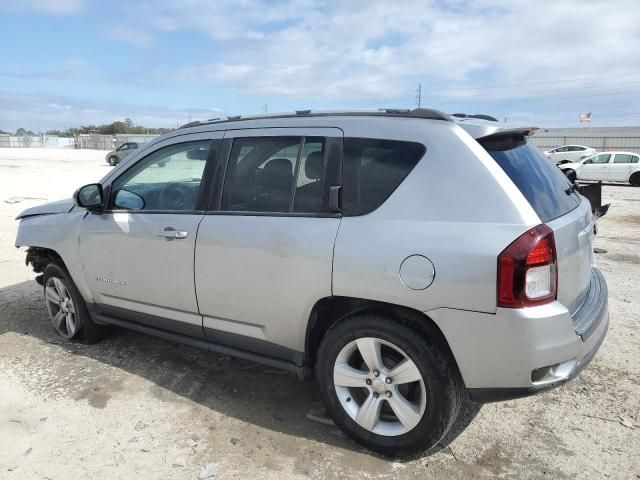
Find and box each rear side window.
[342,138,425,216]
[613,154,638,164]
[485,140,580,222]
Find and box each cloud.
[105,25,155,48]
[0,91,222,131]
[144,0,640,103]
[10,0,85,14]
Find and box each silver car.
[15,109,608,456]
[105,142,140,166]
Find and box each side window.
[614,154,635,164]
[556,147,568,152]
[110,140,211,211]
[130,143,138,149]
[342,138,426,216]
[118,144,128,151]
[589,154,611,164]
[221,136,327,214]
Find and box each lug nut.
[373,392,379,398]
[373,370,380,377]
[385,377,392,384]
[386,391,392,398]
[366,379,372,385]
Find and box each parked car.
[106,142,140,166]
[560,151,640,185]
[15,109,608,456]
[545,145,597,165]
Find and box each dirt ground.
[0,148,638,479]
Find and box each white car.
[545,145,597,165]
[560,151,640,185]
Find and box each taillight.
[498,224,557,308]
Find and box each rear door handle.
[155,228,188,240]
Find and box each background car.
[105,142,140,166]
[545,145,597,165]
[560,151,640,185]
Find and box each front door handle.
[155,227,188,240]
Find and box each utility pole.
[264,104,268,114]
[416,83,422,108]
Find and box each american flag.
[579,112,592,123]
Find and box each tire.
[564,169,577,183]
[630,172,640,187]
[43,263,105,344]
[316,313,463,457]
[108,156,118,166]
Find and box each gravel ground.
[0,148,638,479]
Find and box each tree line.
[2,119,173,137]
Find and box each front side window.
[110,140,211,211]
[221,136,326,214]
[342,138,425,216]
[585,154,611,164]
[613,154,637,164]
[117,144,128,151]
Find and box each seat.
[294,151,324,212]
[251,158,294,212]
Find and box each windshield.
[486,140,581,222]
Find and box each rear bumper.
[428,267,609,403]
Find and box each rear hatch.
[476,130,593,310]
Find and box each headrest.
[305,151,324,180]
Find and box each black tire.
[43,263,105,344]
[630,172,640,187]
[108,156,118,166]
[564,169,577,183]
[316,313,463,457]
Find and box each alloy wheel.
[45,276,79,339]
[333,337,427,436]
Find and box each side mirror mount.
[74,183,104,211]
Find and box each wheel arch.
[304,296,461,381]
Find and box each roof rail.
[178,108,451,129]
[451,113,499,122]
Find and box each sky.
[0,0,639,132]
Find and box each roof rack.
[178,108,451,129]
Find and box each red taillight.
[498,224,557,308]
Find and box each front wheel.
[316,314,463,457]
[43,263,104,343]
[108,156,118,166]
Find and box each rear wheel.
[43,263,104,343]
[630,172,640,187]
[316,314,463,457]
[564,169,577,183]
[108,156,117,166]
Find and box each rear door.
[608,153,639,182]
[194,128,342,358]
[580,153,611,180]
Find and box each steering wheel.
[160,182,195,210]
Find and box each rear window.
[342,138,425,216]
[485,139,580,222]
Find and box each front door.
[79,133,222,337]
[194,128,342,360]
[608,153,639,182]
[579,153,611,180]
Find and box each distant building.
[530,126,640,153]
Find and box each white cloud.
[0,91,222,131]
[136,0,640,103]
[105,25,155,48]
[14,0,85,14]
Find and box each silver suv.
[106,142,140,166]
[15,109,608,456]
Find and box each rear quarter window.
[342,138,425,216]
[485,139,581,222]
